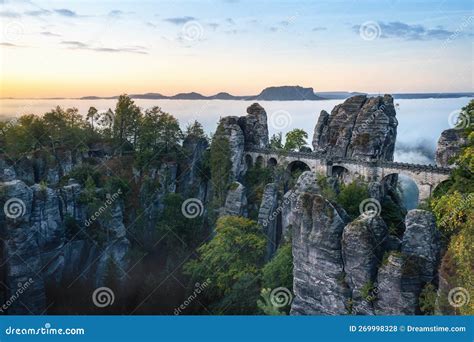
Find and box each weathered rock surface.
[342,215,388,315]
[221,182,247,217]
[238,103,269,149]
[0,177,130,314]
[312,95,397,161]
[178,136,209,200]
[290,191,350,315]
[215,116,245,179]
[257,183,280,259]
[402,210,440,283]
[374,253,422,315]
[435,128,467,167]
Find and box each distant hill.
[249,86,323,101]
[70,87,473,101]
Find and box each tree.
[183,216,265,313]
[269,133,283,149]
[113,95,142,153]
[185,120,207,141]
[261,243,293,291]
[136,107,183,168]
[284,129,308,151]
[87,106,98,129]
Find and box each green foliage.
[136,106,183,168]
[257,288,287,315]
[337,180,368,219]
[316,174,337,201]
[113,94,142,153]
[284,129,308,151]
[262,243,293,291]
[209,124,232,207]
[244,163,273,219]
[269,133,283,149]
[419,283,437,315]
[155,193,204,250]
[381,196,406,238]
[360,281,375,302]
[185,120,207,141]
[183,216,265,313]
[68,164,102,187]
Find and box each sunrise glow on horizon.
[1,0,473,98]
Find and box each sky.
[0,0,473,98]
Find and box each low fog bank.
[394,139,436,165]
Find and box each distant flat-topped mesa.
[249,86,323,101]
[312,94,398,161]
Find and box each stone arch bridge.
[244,148,452,201]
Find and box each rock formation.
[257,183,280,259]
[238,103,269,149]
[286,166,442,315]
[435,128,467,167]
[0,177,130,314]
[221,181,247,217]
[312,95,398,161]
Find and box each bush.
[262,243,293,291]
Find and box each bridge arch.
[331,165,351,184]
[256,155,264,168]
[382,173,420,210]
[245,154,253,168]
[287,160,310,174]
[268,157,278,167]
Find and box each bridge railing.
[244,147,452,174]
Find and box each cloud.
[146,22,157,28]
[108,10,123,17]
[40,31,61,37]
[60,40,148,54]
[0,10,21,18]
[312,26,327,31]
[208,22,219,30]
[163,16,196,25]
[0,42,24,47]
[226,18,235,25]
[54,9,78,17]
[353,21,463,40]
[25,9,51,17]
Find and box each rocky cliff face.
[287,169,441,315]
[312,95,398,161]
[0,176,130,314]
[216,103,269,179]
[435,128,467,167]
